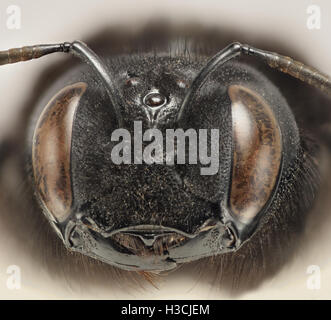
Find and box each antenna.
[0,41,123,126]
[177,42,331,123]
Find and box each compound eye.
[32,82,87,223]
[228,85,282,223]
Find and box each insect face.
[29,53,297,271]
[0,31,327,283]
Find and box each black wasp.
[0,26,330,292]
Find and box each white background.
[0,0,331,299]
